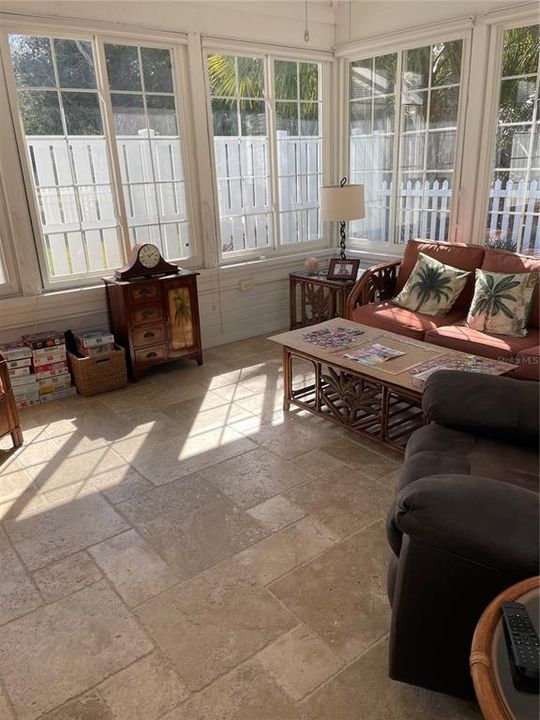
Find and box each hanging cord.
[304,0,310,42]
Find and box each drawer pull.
[139,288,151,297]
[146,351,158,359]
[144,331,155,339]
[141,309,154,320]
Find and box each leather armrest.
[422,370,539,442]
[393,475,539,577]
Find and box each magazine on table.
[342,343,406,367]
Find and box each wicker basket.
[68,345,128,397]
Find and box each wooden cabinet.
[103,271,202,380]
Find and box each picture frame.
[327,258,360,281]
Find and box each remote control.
[502,601,539,694]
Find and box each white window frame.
[202,41,333,264]
[472,13,540,250]
[0,166,20,296]
[0,19,202,291]
[338,25,472,254]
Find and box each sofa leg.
[388,535,520,700]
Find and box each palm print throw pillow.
[467,269,538,337]
[393,252,471,317]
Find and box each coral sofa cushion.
[396,239,485,311]
[511,346,540,381]
[393,252,471,316]
[352,302,466,341]
[466,269,538,337]
[425,322,540,361]
[481,248,540,328]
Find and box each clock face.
[138,244,161,269]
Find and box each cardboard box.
[8,366,31,378]
[34,364,70,381]
[38,375,72,395]
[32,347,67,367]
[1,342,32,361]
[10,374,38,388]
[6,357,32,369]
[23,331,64,350]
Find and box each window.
[484,24,539,254]
[349,38,464,246]
[9,35,122,279]
[104,43,190,258]
[7,33,192,286]
[207,52,324,257]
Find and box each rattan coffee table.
[270,318,516,452]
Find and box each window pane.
[239,100,266,135]
[398,40,463,243]
[404,46,430,89]
[498,78,536,123]
[431,41,462,86]
[207,54,236,97]
[62,92,103,135]
[105,44,141,91]
[238,57,264,98]
[147,95,177,135]
[299,63,318,100]
[374,54,397,95]
[276,60,322,245]
[141,47,173,92]
[9,35,55,87]
[106,43,190,260]
[349,54,397,243]
[208,53,272,254]
[485,25,539,253]
[111,94,145,135]
[502,25,540,77]
[350,58,372,99]
[275,60,297,99]
[276,102,298,135]
[212,99,238,135]
[54,39,96,89]
[17,89,62,135]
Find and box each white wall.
[0,1,336,49]
[335,0,519,45]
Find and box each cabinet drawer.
[129,283,159,303]
[132,324,165,348]
[130,304,163,326]
[134,344,167,364]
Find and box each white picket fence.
[25,135,540,273]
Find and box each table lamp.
[320,178,365,259]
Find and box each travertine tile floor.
[0,334,482,719]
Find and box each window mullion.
[389,50,403,245]
[267,56,279,251]
[94,36,131,262]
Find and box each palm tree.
[409,264,454,312]
[469,274,521,330]
[173,288,192,348]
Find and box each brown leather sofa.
[346,239,540,380]
[386,371,539,699]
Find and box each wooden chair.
[0,351,23,448]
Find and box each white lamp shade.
[320,184,365,221]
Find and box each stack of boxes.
[1,342,39,409]
[23,331,76,404]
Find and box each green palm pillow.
[467,269,537,337]
[393,252,471,317]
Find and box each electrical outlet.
[239,279,254,291]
